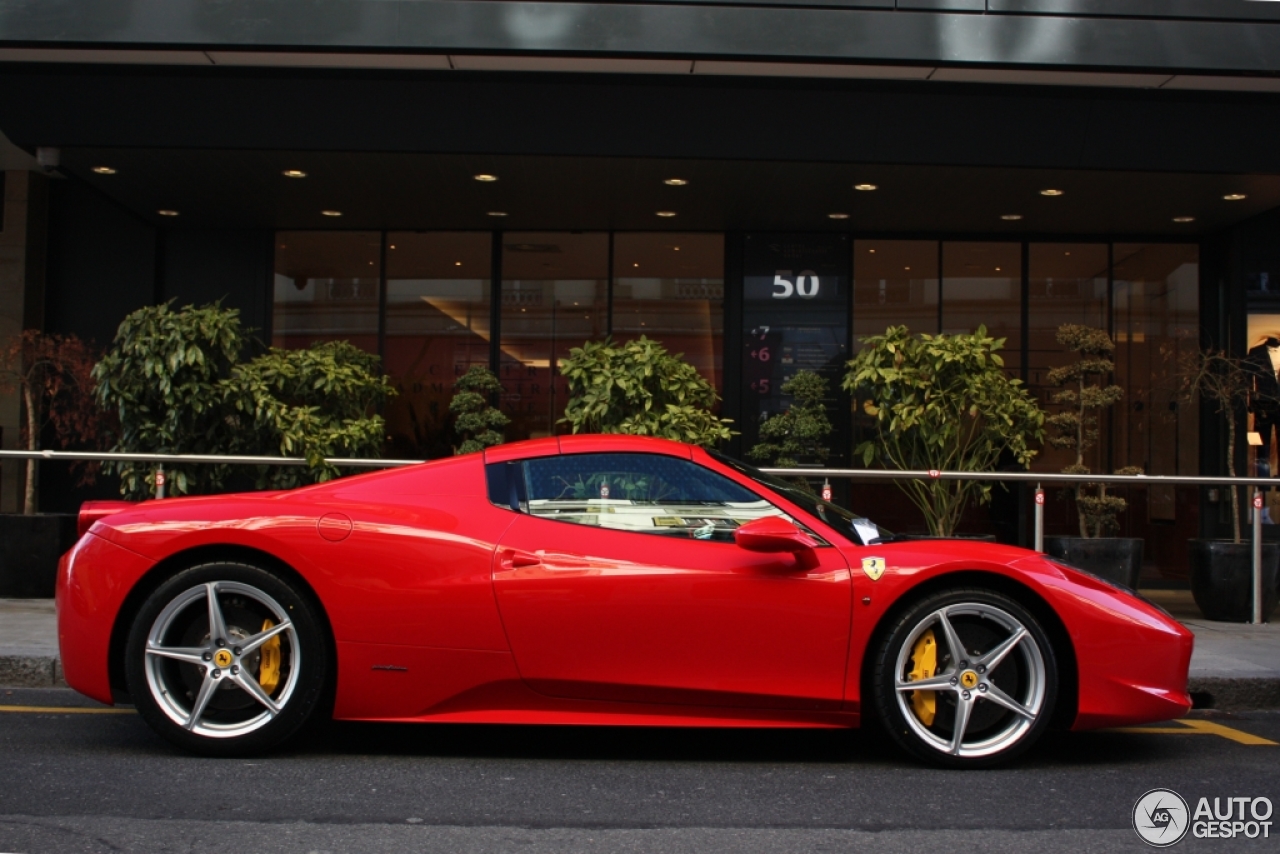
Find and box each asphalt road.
[1,687,1277,854]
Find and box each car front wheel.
[873,587,1058,768]
[124,562,329,756]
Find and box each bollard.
[155,465,166,500]
[1034,485,1045,553]
[1254,489,1264,625]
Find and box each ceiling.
[53,146,1280,237]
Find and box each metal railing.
[1,449,1271,623]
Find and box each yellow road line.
[0,704,134,715]
[1111,718,1277,745]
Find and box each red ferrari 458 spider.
[57,435,1193,766]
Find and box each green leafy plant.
[449,365,510,455]
[1045,324,1142,538]
[0,330,109,514]
[559,336,734,447]
[227,341,394,488]
[747,370,832,492]
[844,324,1044,538]
[94,301,393,499]
[1176,347,1251,543]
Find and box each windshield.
[708,451,894,546]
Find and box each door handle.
[500,549,543,570]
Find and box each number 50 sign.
[772,270,821,299]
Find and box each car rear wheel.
[873,587,1058,768]
[124,562,328,756]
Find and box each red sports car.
[57,435,1193,767]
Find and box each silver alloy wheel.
[143,580,300,739]
[892,602,1048,759]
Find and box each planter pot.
[0,514,78,598]
[1043,536,1144,590]
[1188,540,1280,623]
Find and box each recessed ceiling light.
[157,209,179,217]
[1001,214,1023,221]
[828,213,850,220]
[455,261,462,266]
[663,178,688,186]
[995,267,1002,272]
[389,244,396,249]
[854,183,878,192]
[1040,189,1064,197]
[321,210,342,217]
[282,169,307,178]
[633,263,639,267]
[1173,216,1196,223]
[1224,193,1247,201]
[474,174,498,182]
[488,211,508,217]
[673,246,681,251]
[656,211,677,217]
[904,266,911,271]
[91,166,116,175]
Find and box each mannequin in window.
[1246,335,1280,476]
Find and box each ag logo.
[1133,788,1190,847]
[861,557,886,581]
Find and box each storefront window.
[941,242,1023,374]
[383,232,492,458]
[612,233,724,397]
[273,232,381,353]
[853,240,939,340]
[500,233,609,440]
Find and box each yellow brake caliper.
[258,619,281,694]
[908,630,938,727]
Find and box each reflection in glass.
[384,232,492,459]
[273,232,381,353]
[853,240,939,340]
[612,233,724,398]
[500,233,608,440]
[1026,244,1109,476]
[941,242,1022,374]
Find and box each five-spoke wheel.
[873,588,1058,768]
[125,563,328,755]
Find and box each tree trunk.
[1227,407,1240,544]
[22,383,38,515]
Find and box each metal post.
[1254,489,1264,625]
[1034,485,1045,553]
[155,465,166,500]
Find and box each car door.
[490,451,852,710]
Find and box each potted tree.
[843,325,1044,538]
[559,335,734,447]
[1179,347,1278,621]
[449,365,510,454]
[95,301,394,499]
[1042,324,1145,589]
[0,330,108,596]
[747,369,832,493]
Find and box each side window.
[515,452,797,543]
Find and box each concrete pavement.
[3,592,1278,708]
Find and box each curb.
[0,655,66,688]
[2,655,1279,711]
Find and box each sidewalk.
[2,593,1278,709]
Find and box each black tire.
[872,587,1058,768]
[124,562,329,756]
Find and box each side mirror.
[735,516,818,553]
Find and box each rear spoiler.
[78,501,138,538]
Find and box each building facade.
[3,0,1280,575]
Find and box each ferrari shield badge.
[861,557,886,581]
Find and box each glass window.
[518,452,788,542]
[612,233,724,397]
[941,242,1023,375]
[854,240,939,339]
[500,233,608,440]
[1026,243,1109,475]
[383,232,492,459]
[273,232,381,353]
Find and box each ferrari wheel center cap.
[213,649,234,669]
[959,669,980,690]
